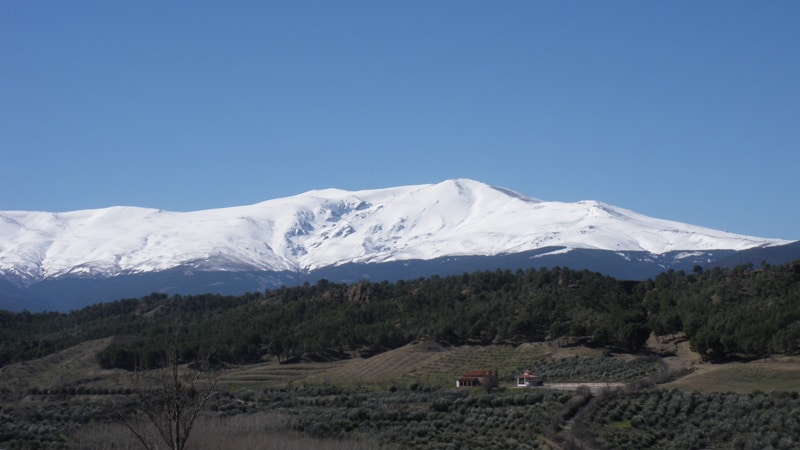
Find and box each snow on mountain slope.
[0,179,790,285]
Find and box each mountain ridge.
[0,178,792,290]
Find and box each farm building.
[456,369,498,388]
[516,369,543,387]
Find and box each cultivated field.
[3,336,800,449]
[4,336,799,394]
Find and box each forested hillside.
[646,263,800,360]
[2,262,799,370]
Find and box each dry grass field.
[0,337,138,392]
[662,355,800,393]
[654,337,800,393]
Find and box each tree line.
[1,261,798,369]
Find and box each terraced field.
[307,341,451,386]
[219,360,350,389]
[397,342,547,386]
[220,341,457,388]
[217,340,632,389]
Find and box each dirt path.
[544,382,626,394]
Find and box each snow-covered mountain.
[0,179,791,291]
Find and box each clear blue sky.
[2,1,798,240]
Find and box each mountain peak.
[0,180,791,287]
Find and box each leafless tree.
[124,339,218,450]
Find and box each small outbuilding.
[516,369,543,387]
[456,369,498,388]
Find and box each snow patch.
[531,247,574,258]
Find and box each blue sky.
[2,1,798,240]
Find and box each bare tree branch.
[123,329,219,450]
